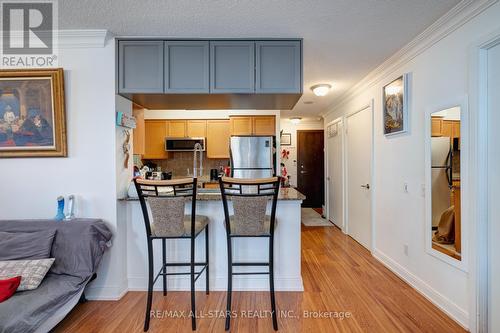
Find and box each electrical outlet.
[404,244,409,256]
[420,184,426,197]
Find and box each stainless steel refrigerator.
[230,136,274,179]
[431,137,452,227]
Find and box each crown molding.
[58,30,112,48]
[321,0,499,118]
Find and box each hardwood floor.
[55,226,465,333]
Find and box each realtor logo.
[0,0,57,67]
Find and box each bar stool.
[134,178,209,331]
[218,176,281,331]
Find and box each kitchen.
[117,38,307,330]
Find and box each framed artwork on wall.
[280,132,292,145]
[0,68,67,157]
[383,73,410,136]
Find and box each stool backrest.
[134,178,197,237]
[218,177,280,236]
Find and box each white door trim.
[344,100,375,251]
[325,116,345,232]
[468,28,500,333]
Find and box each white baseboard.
[372,249,469,329]
[128,275,304,292]
[84,282,128,301]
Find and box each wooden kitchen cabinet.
[207,120,230,158]
[441,120,453,138]
[132,103,145,155]
[230,117,253,135]
[186,120,207,137]
[252,116,276,135]
[167,120,187,137]
[144,120,168,159]
[452,121,460,138]
[431,117,443,137]
[230,116,276,136]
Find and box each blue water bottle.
[54,196,65,221]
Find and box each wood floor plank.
[54,225,466,333]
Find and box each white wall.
[279,118,324,187]
[0,39,128,300]
[323,2,500,329]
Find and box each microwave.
[165,137,205,151]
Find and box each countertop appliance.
[165,137,205,152]
[230,136,274,179]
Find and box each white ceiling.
[59,0,460,118]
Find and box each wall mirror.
[429,106,462,261]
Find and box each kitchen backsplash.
[146,152,228,178]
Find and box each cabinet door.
[167,120,187,137]
[252,116,276,135]
[187,120,207,137]
[441,120,453,138]
[230,117,253,135]
[132,104,145,155]
[452,121,460,138]
[256,41,302,93]
[207,120,230,158]
[165,41,209,93]
[210,41,255,93]
[431,118,443,137]
[144,120,168,159]
[118,41,164,93]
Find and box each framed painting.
[0,68,66,157]
[280,132,292,145]
[383,73,410,136]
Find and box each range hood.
[121,93,302,110]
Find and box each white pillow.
[0,258,55,291]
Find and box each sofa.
[0,219,112,333]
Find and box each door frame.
[344,100,375,251]
[296,129,325,208]
[468,28,500,333]
[325,117,346,232]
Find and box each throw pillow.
[0,230,56,261]
[0,276,21,302]
[0,258,55,291]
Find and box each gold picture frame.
[0,68,67,157]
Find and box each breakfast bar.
[122,187,305,292]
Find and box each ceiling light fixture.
[290,117,302,124]
[311,84,332,96]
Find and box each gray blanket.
[0,219,112,333]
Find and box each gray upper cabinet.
[118,41,164,93]
[256,41,302,93]
[210,41,255,93]
[164,41,209,93]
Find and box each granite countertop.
[120,187,305,202]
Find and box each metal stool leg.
[190,237,196,331]
[162,239,167,296]
[269,236,278,331]
[144,239,154,332]
[205,226,210,295]
[225,237,232,331]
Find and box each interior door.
[297,130,324,208]
[346,106,372,249]
[327,121,343,228]
[487,41,500,333]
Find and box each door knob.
[361,184,370,189]
[300,171,308,174]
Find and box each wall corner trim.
[321,0,499,118]
[373,249,469,330]
[58,30,112,49]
